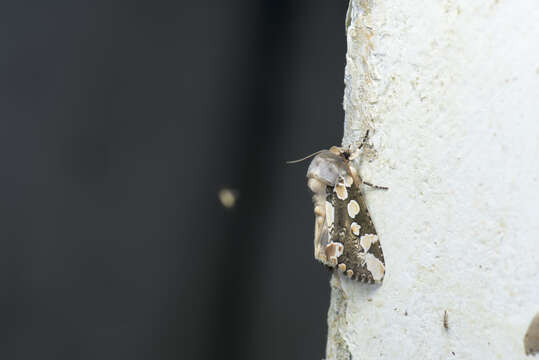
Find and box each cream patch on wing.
[325,242,344,265]
[325,201,334,229]
[351,222,361,236]
[334,180,348,200]
[360,234,378,252]
[364,253,385,281]
[347,200,360,218]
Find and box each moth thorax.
[306,150,347,187]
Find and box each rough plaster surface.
[327,0,539,359]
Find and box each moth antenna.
[348,130,370,161]
[286,149,326,164]
[356,129,370,151]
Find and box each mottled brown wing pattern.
[325,176,385,283]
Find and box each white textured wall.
[327,1,539,359]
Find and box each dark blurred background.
[1,1,347,359]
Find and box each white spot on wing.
[336,243,343,257]
[351,222,361,236]
[333,242,344,257]
[365,253,385,281]
[360,234,378,252]
[347,200,360,218]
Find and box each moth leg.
[357,130,370,151]
[362,181,388,190]
[357,171,388,190]
[346,162,388,190]
[349,130,370,160]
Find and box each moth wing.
[307,151,347,266]
[326,178,385,283]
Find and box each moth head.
[335,130,371,162]
[330,140,365,162]
[289,130,369,189]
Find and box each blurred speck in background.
[218,188,239,209]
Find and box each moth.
[296,132,386,283]
[443,310,449,329]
